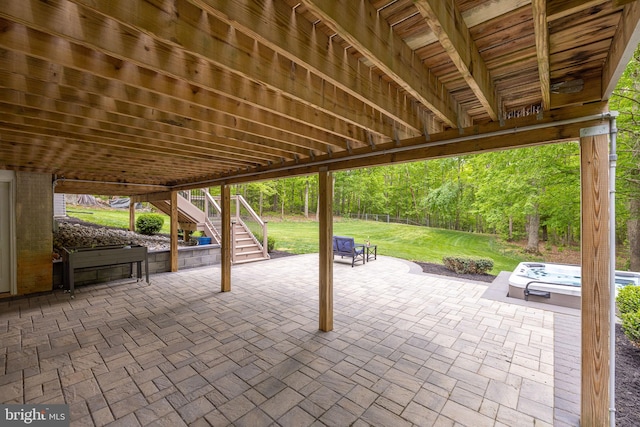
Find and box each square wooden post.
[170,190,179,272]
[129,199,135,231]
[169,191,178,271]
[319,169,333,332]
[580,132,610,427]
[221,184,231,292]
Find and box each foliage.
[267,235,275,252]
[617,285,640,344]
[67,207,171,234]
[617,285,640,315]
[136,214,164,235]
[621,310,640,343]
[442,256,494,274]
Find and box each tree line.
[217,46,640,269]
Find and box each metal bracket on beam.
[327,147,333,158]
[367,131,375,150]
[346,141,352,154]
[422,112,431,142]
[393,122,400,147]
[294,154,300,164]
[580,124,610,137]
[309,150,315,161]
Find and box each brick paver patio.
[0,254,581,426]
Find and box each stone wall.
[53,244,221,290]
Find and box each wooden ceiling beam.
[0,53,350,161]
[602,0,640,99]
[0,20,364,153]
[54,0,408,142]
[0,134,230,179]
[0,121,252,168]
[532,0,551,110]
[172,102,610,188]
[0,100,277,165]
[413,0,499,121]
[547,0,609,21]
[300,0,460,128]
[180,0,424,136]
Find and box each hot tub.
[507,262,640,309]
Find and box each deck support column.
[580,132,611,427]
[170,190,178,272]
[129,199,135,231]
[319,169,333,332]
[221,184,231,292]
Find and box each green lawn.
[266,218,526,273]
[66,206,526,273]
[66,206,172,234]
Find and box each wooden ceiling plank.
[0,121,253,168]
[532,0,551,110]
[0,30,349,156]
[413,0,499,120]
[602,1,640,98]
[300,0,460,128]
[0,137,230,181]
[184,0,423,135]
[0,19,361,153]
[0,100,278,165]
[547,0,610,21]
[0,2,376,150]
[67,0,411,143]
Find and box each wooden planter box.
[62,244,149,298]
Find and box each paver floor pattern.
[0,254,574,426]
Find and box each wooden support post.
[170,191,178,272]
[129,199,135,231]
[318,169,333,332]
[221,184,231,292]
[580,133,610,427]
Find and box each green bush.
[617,285,640,344]
[136,214,164,235]
[621,310,640,343]
[617,285,640,315]
[267,235,275,252]
[442,256,494,275]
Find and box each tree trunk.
[259,191,263,216]
[508,216,513,240]
[628,196,640,271]
[526,212,540,254]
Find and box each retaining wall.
[53,244,221,290]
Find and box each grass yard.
[66,206,172,234]
[66,206,527,273]
[266,218,526,273]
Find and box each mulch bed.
[616,323,640,426]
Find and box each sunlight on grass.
[66,206,171,234]
[66,206,526,273]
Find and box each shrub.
[617,285,640,315]
[267,235,275,252]
[621,310,640,343]
[136,213,164,235]
[442,256,494,275]
[617,286,640,344]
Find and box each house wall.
[16,172,53,295]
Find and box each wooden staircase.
[151,191,269,264]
